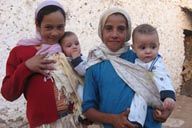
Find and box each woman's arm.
[84,108,138,128]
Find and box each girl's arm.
[1,48,33,101]
[1,48,55,101]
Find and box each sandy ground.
[163,94,192,128]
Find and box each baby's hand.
[163,98,176,111]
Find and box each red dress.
[1,45,59,127]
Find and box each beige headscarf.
[87,7,132,68]
[98,7,132,42]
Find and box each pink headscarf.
[17,0,65,55]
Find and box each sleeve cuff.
[82,102,98,113]
[160,90,176,101]
[71,56,83,67]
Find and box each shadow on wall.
[181,29,192,97]
[180,7,192,97]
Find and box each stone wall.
[0,0,191,127]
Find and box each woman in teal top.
[83,50,137,128]
[82,7,174,128]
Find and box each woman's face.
[37,11,65,45]
[102,14,128,52]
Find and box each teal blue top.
[82,49,161,128]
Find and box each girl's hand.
[113,109,138,128]
[25,53,56,76]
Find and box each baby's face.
[132,33,159,63]
[61,34,81,58]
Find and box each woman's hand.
[25,53,56,76]
[83,108,138,128]
[113,109,138,128]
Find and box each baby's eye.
[75,41,80,45]
[151,45,157,49]
[139,46,145,50]
[66,44,72,48]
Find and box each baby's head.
[59,31,81,58]
[132,24,160,63]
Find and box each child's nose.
[51,29,59,36]
[72,45,77,49]
[145,48,151,53]
[111,29,118,37]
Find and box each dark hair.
[59,31,76,44]
[132,24,159,43]
[36,5,66,26]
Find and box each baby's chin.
[142,58,154,63]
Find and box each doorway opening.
[181,29,192,96]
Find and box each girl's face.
[132,32,159,63]
[61,34,81,57]
[102,14,128,52]
[37,11,65,45]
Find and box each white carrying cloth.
[135,56,175,92]
[86,44,163,108]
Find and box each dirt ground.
[162,94,192,128]
[0,94,191,128]
[89,94,192,128]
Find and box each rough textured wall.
[0,0,190,127]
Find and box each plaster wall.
[0,0,190,127]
